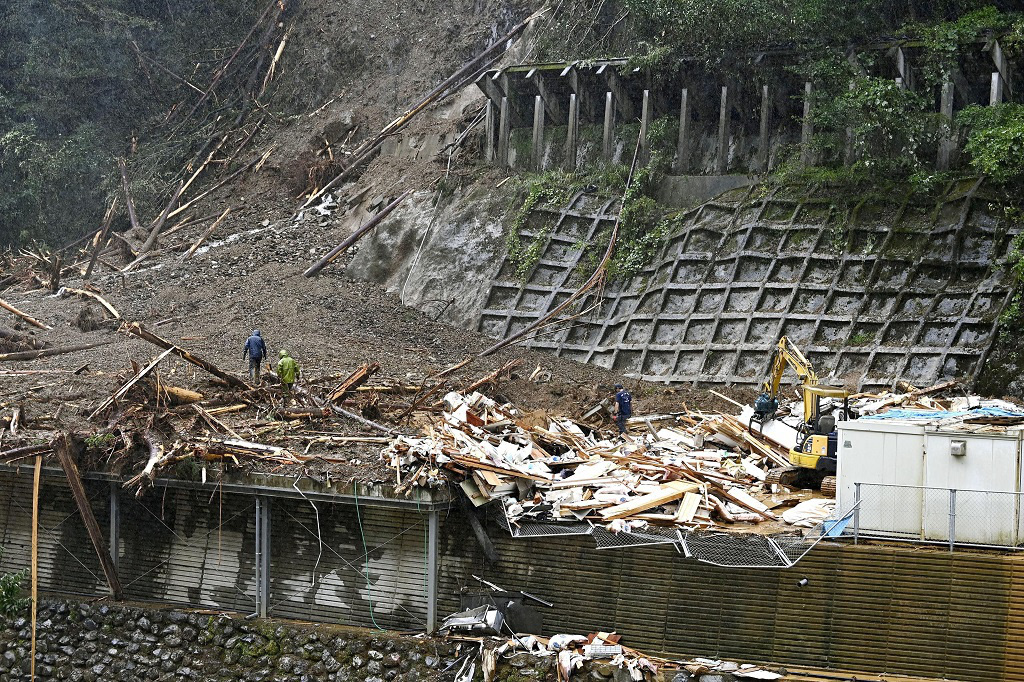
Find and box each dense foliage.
[0,1,261,248]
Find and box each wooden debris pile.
[384,392,817,532]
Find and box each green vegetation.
[958,104,1024,184]
[0,550,27,617]
[0,1,263,247]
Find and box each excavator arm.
[761,336,818,396]
[752,336,818,424]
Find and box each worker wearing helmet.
[276,349,300,403]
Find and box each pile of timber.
[384,391,799,532]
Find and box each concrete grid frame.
[477,184,1021,391]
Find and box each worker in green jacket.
[276,349,300,402]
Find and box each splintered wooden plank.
[600,481,702,520]
[675,492,702,523]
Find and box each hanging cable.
[353,486,385,630]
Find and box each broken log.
[462,358,522,394]
[330,404,397,435]
[0,443,51,462]
[180,207,231,260]
[90,348,174,419]
[0,340,113,362]
[138,182,185,255]
[192,404,240,439]
[0,299,52,330]
[301,8,547,209]
[60,288,121,319]
[304,191,412,277]
[121,322,248,388]
[278,406,332,419]
[0,326,48,351]
[54,434,124,599]
[327,362,381,403]
[118,158,142,233]
[163,385,203,405]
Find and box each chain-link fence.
[499,503,855,567]
[848,482,1024,549]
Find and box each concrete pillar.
[938,80,954,171]
[990,39,1011,100]
[109,482,119,574]
[716,85,729,174]
[426,510,438,633]
[565,93,579,170]
[532,95,544,171]
[896,47,913,90]
[674,88,689,174]
[484,100,495,163]
[800,81,814,167]
[254,495,271,618]
[990,72,1003,105]
[602,91,614,160]
[497,96,510,168]
[639,89,651,163]
[758,84,770,172]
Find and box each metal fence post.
[254,495,271,617]
[109,482,120,574]
[948,488,956,553]
[426,510,438,633]
[854,483,861,545]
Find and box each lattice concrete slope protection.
[479,183,1021,389]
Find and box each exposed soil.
[0,0,753,488]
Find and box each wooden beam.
[54,434,123,599]
[30,454,41,682]
[600,481,702,520]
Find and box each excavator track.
[766,467,828,492]
[820,476,837,498]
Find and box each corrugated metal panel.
[0,472,106,597]
[267,498,429,630]
[119,486,255,614]
[437,513,1023,682]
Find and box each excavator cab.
[789,385,850,476]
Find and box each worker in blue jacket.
[242,330,268,384]
[612,383,633,435]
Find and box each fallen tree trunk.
[54,433,124,599]
[303,191,411,277]
[0,443,52,462]
[0,340,113,362]
[118,158,142,233]
[300,8,547,209]
[90,347,174,419]
[60,288,121,319]
[137,182,185,255]
[121,322,248,388]
[0,299,51,330]
[164,385,203,405]
[330,404,397,435]
[0,326,48,350]
[180,207,231,260]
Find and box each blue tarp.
[861,406,1024,422]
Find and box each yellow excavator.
[750,336,851,497]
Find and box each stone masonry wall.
[0,598,742,682]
